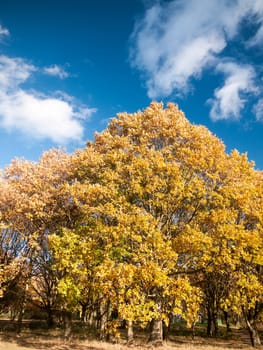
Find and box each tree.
[0,149,76,329]
[66,102,232,343]
[222,168,263,346]
[1,102,261,347]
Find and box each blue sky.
[0,0,263,170]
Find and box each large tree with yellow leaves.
[51,102,261,345]
[0,102,262,346]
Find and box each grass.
[0,336,257,350]
[0,320,261,350]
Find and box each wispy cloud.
[253,98,263,122]
[0,52,95,143]
[0,55,36,90]
[130,0,263,121]
[43,64,69,79]
[248,0,263,46]
[208,62,257,121]
[0,24,9,38]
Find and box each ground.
[0,327,261,350]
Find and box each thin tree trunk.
[212,310,219,336]
[127,320,134,345]
[223,311,231,333]
[87,309,96,327]
[207,307,212,336]
[162,320,169,341]
[99,300,110,340]
[191,322,196,340]
[243,310,261,347]
[16,282,28,334]
[149,319,163,346]
[149,302,163,346]
[16,307,24,334]
[80,303,87,322]
[47,308,54,328]
[63,311,72,339]
[206,304,218,337]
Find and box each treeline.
[0,102,262,346]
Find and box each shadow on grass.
[166,323,253,349]
[0,333,101,350]
[0,320,258,350]
[0,320,102,350]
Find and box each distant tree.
[0,149,76,330]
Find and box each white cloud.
[130,0,263,104]
[0,55,36,90]
[43,64,69,79]
[208,62,257,121]
[248,0,263,46]
[253,99,263,122]
[0,25,96,144]
[0,24,9,38]
[146,33,225,97]
[0,90,94,143]
[0,55,95,143]
[248,24,263,47]
[74,106,97,121]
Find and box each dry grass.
[0,322,261,350]
[0,331,259,350]
[0,338,258,350]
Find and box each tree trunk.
[47,309,54,328]
[80,303,87,322]
[206,305,218,337]
[45,303,54,328]
[162,320,169,341]
[223,311,231,333]
[234,313,241,329]
[63,311,72,339]
[212,310,219,336]
[207,307,212,336]
[191,322,196,340]
[16,284,27,334]
[99,300,110,340]
[127,320,134,345]
[243,311,261,347]
[16,307,24,334]
[87,309,96,327]
[149,302,163,347]
[149,319,163,346]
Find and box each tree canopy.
[0,102,262,346]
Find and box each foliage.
[0,103,262,346]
